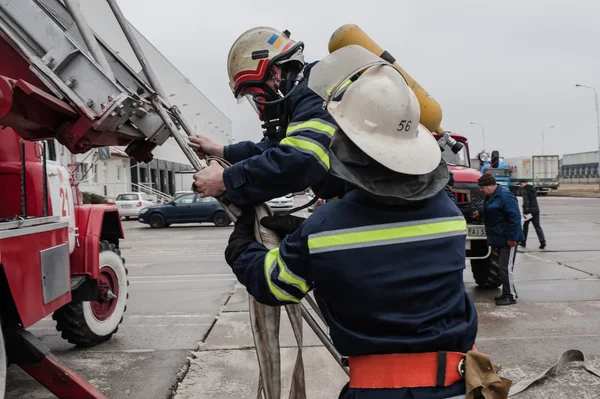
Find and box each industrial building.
[72,0,231,199]
[560,151,599,184]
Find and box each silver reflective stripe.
[279,135,330,171]
[276,253,309,294]
[309,216,465,239]
[309,230,466,254]
[286,118,337,137]
[266,255,300,303]
[445,396,466,399]
[308,216,467,254]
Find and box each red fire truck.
[0,0,189,397]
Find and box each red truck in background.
[435,133,501,289]
[0,0,178,397]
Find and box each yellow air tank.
[329,24,444,134]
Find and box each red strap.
[348,351,466,389]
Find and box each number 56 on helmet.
[309,45,442,175]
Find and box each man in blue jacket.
[473,173,524,306]
[224,59,478,398]
[190,27,345,207]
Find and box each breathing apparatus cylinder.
[328,24,444,135]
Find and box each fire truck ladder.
[0,1,344,398]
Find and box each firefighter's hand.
[225,211,255,266]
[193,161,226,198]
[472,210,480,218]
[260,215,306,237]
[507,240,517,248]
[189,135,224,158]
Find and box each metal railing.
[131,182,173,203]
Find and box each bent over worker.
[224,58,478,398]
[190,27,345,206]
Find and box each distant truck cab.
[474,150,512,190]
[434,133,503,289]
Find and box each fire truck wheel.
[53,241,128,347]
[470,248,502,289]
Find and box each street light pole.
[541,125,555,155]
[575,84,600,191]
[469,122,486,150]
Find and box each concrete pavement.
[6,221,238,399]
[5,196,600,398]
[174,196,600,399]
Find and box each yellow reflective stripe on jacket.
[327,78,352,98]
[264,248,300,303]
[279,136,330,169]
[307,217,467,254]
[336,79,352,95]
[286,119,337,137]
[277,252,309,293]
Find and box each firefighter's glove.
[224,211,256,266]
[260,215,306,238]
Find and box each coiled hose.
[204,156,307,399]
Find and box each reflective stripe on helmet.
[307,217,466,254]
[264,248,304,302]
[286,119,337,137]
[227,27,304,96]
[279,136,330,170]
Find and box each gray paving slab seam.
[174,285,600,398]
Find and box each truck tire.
[470,247,502,289]
[53,241,128,347]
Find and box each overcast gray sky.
[120,0,600,159]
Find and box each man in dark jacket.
[190,27,344,207]
[519,181,546,249]
[473,173,524,306]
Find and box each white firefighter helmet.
[326,64,441,175]
[227,27,304,99]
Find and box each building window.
[93,164,98,183]
[117,166,121,182]
[77,163,89,181]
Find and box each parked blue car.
[138,193,231,228]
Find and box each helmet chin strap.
[252,67,305,106]
[251,66,306,143]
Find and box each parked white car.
[115,193,154,219]
[267,194,294,213]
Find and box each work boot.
[496,296,517,306]
[539,241,546,250]
[494,293,506,301]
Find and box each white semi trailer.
[504,155,560,195]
